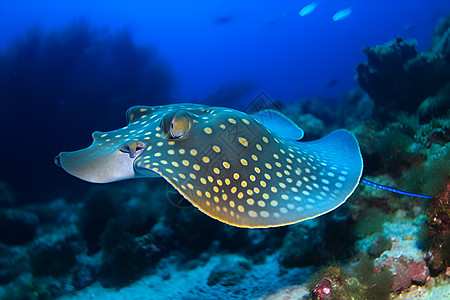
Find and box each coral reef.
[356,18,450,118]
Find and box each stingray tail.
[361,179,432,199]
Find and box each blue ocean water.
[1,1,450,299]
[1,0,449,102]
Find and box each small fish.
[332,7,352,22]
[299,2,318,17]
[325,78,339,88]
[55,104,430,228]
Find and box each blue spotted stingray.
[55,104,430,228]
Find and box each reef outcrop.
[356,17,450,118]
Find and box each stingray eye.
[162,110,192,139]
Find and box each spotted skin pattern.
[56,104,363,228]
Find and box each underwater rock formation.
[356,31,450,116]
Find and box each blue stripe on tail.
[361,179,432,199]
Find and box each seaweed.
[403,145,450,196]
[367,234,393,258]
[355,256,393,300]
[354,207,387,237]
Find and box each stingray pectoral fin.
[251,109,304,140]
[287,129,363,221]
[56,144,138,183]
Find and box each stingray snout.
[54,154,62,167]
[119,141,146,158]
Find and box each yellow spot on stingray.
[238,137,248,147]
[276,172,282,178]
[249,175,256,181]
[271,187,278,193]
[205,191,211,198]
[190,149,198,156]
[200,178,207,184]
[168,141,175,146]
[253,187,260,194]
[167,150,175,155]
[265,163,272,169]
[264,174,271,180]
[260,211,269,218]
[247,198,255,205]
[254,167,261,173]
[262,136,269,143]
[270,200,278,207]
[182,160,189,166]
[213,145,221,153]
[217,179,223,186]
[233,173,240,180]
[249,211,257,218]
[193,164,200,171]
[251,154,258,161]
[190,173,196,180]
[154,153,162,157]
[273,154,279,159]
[222,194,228,201]
[260,180,267,187]
[179,149,185,155]
[179,174,186,179]
[247,190,253,195]
[208,176,214,182]
[213,186,219,193]
[187,183,194,190]
[214,196,219,203]
[225,178,231,185]
[196,190,202,197]
[262,193,269,200]
[228,118,236,124]
[258,200,266,207]
[256,144,262,151]
[202,157,210,163]
[204,127,212,134]
[171,162,179,167]
[237,192,244,199]
[220,124,226,129]
[157,142,163,147]
[240,159,248,166]
[275,162,281,167]
[206,201,211,206]
[231,187,237,193]
[238,205,245,213]
[241,181,248,188]
[213,168,220,174]
[230,201,235,208]
[161,160,168,165]
[279,182,286,188]
[223,161,230,169]
[242,118,250,124]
